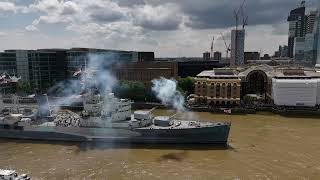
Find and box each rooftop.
[196,69,239,78]
[196,64,320,79]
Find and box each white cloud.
[25,24,38,31]
[133,3,184,30]
[61,1,79,15]
[0,1,16,13]
[0,31,6,36]
[29,0,60,13]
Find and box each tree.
[178,77,195,95]
[17,81,32,95]
[113,81,146,102]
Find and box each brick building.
[113,61,178,87]
[194,69,241,106]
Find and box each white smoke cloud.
[85,53,118,94]
[48,52,118,111]
[151,77,185,112]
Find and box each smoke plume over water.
[151,77,186,112]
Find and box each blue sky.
[0,0,318,57]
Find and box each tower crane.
[240,0,248,29]
[220,33,231,60]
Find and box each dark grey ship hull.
[0,124,231,144]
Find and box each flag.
[223,109,232,114]
[0,74,5,80]
[0,73,10,84]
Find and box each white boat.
[0,169,30,180]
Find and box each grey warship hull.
[0,124,231,144]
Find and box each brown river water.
[1,110,320,180]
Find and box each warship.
[0,92,231,144]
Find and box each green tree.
[113,80,146,102]
[18,81,32,95]
[178,77,195,95]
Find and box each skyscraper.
[231,29,245,66]
[306,10,318,34]
[287,2,306,58]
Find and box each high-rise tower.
[287,2,306,58]
[230,29,245,66]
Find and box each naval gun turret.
[129,107,157,128]
[153,112,178,127]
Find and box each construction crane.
[240,0,248,29]
[220,33,231,59]
[234,0,247,30]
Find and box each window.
[233,83,238,96]
[216,84,220,98]
[227,84,232,98]
[222,83,226,98]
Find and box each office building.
[0,49,69,92]
[287,2,306,58]
[113,61,178,87]
[294,37,305,61]
[28,49,68,90]
[0,51,19,94]
[0,51,18,75]
[203,52,211,60]
[280,45,289,57]
[213,51,222,61]
[304,33,317,65]
[0,48,155,93]
[299,10,319,65]
[177,60,224,78]
[261,54,271,60]
[231,29,245,66]
[244,52,260,63]
[306,10,318,34]
[66,48,155,77]
[275,45,289,58]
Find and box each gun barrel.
[149,107,157,113]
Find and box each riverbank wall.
[133,102,320,116]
